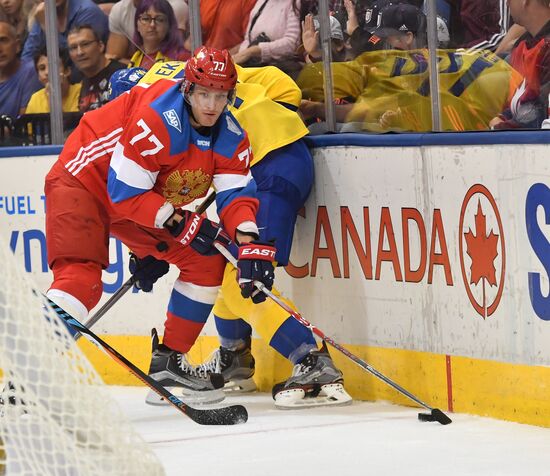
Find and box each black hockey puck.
[418,412,434,422]
[418,408,452,425]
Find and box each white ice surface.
[109,387,550,476]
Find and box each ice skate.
[197,337,257,393]
[145,329,225,406]
[272,342,352,409]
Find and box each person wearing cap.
[372,2,427,50]
[301,13,347,63]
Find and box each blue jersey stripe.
[107,167,151,203]
[167,287,213,324]
[216,177,257,215]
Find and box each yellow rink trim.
[78,335,550,428]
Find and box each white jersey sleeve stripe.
[109,142,159,190]
[65,128,123,172]
[213,172,253,193]
[173,280,219,305]
[71,145,117,176]
[465,0,509,52]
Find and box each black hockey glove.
[237,241,276,304]
[165,210,230,255]
[129,253,170,292]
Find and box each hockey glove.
[129,253,170,292]
[237,241,276,304]
[166,210,230,255]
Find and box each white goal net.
[0,239,164,475]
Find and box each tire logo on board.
[458,184,506,319]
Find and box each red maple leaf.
[464,200,499,286]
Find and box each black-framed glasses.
[68,39,99,53]
[138,15,168,25]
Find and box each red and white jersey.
[497,21,550,129]
[58,79,258,238]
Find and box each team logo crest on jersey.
[163,169,211,206]
[225,115,242,136]
[163,109,182,133]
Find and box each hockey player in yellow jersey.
[115,61,352,408]
[297,4,522,132]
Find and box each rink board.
[2,133,550,427]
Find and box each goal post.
[0,238,164,475]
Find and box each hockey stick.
[214,242,452,425]
[73,190,218,340]
[73,277,135,341]
[47,297,248,425]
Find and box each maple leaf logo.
[464,200,499,287]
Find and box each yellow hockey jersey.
[296,49,522,132]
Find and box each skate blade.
[274,383,353,410]
[223,377,257,393]
[145,388,226,406]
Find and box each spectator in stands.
[200,0,258,51]
[24,47,81,113]
[495,24,526,57]
[0,21,41,118]
[448,0,510,52]
[232,0,302,78]
[128,0,190,70]
[106,0,187,63]
[67,24,125,111]
[93,0,116,16]
[0,0,29,45]
[300,0,347,29]
[343,0,386,57]
[21,0,108,61]
[372,2,427,50]
[301,13,347,63]
[490,0,550,129]
[342,1,449,54]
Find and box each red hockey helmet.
[183,46,237,95]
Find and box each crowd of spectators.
[1,0,550,142]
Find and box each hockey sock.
[269,316,317,363]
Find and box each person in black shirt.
[67,24,124,111]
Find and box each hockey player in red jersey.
[44,46,277,404]
[107,62,353,409]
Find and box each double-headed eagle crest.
[163,169,211,206]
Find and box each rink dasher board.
[1,144,550,369]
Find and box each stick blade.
[418,408,452,425]
[187,404,248,425]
